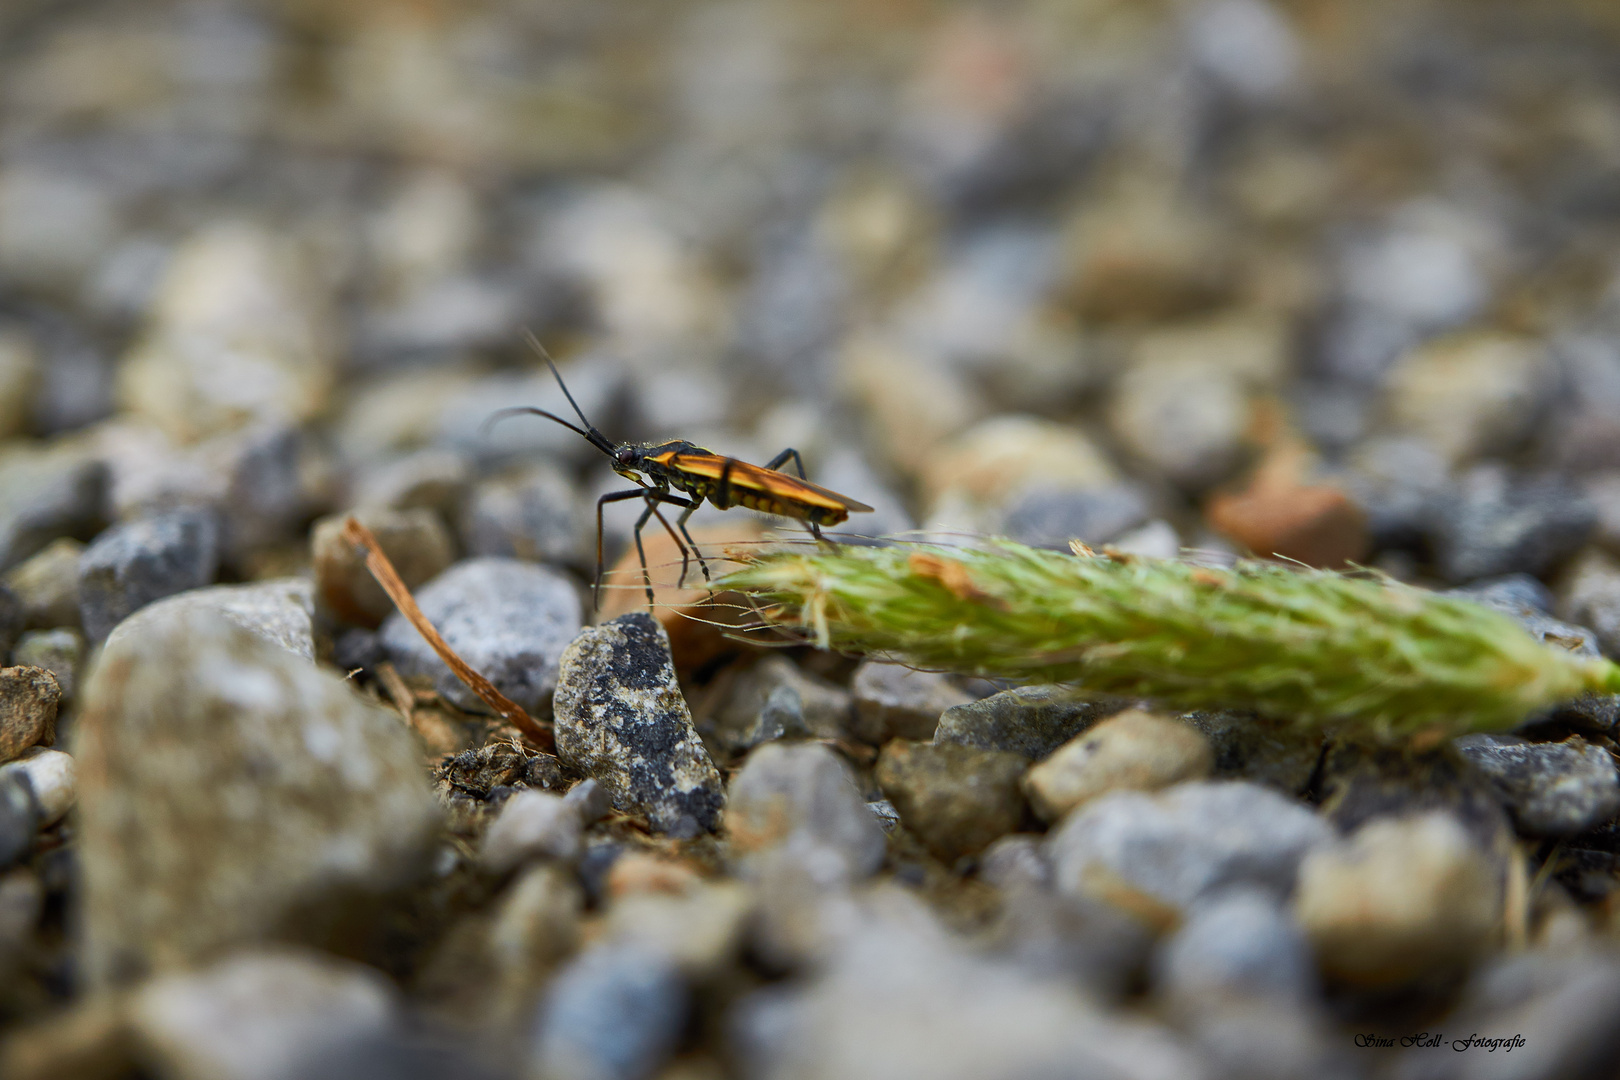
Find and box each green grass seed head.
[718,539,1619,738]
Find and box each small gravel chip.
[10,628,84,703]
[563,778,611,825]
[851,661,972,744]
[0,666,59,762]
[553,613,723,836]
[77,507,221,642]
[728,742,886,881]
[1454,733,1620,837]
[530,944,688,1080]
[0,747,74,826]
[380,557,582,718]
[876,740,1028,863]
[935,684,1125,761]
[0,772,36,868]
[481,790,584,873]
[1294,811,1498,987]
[1023,708,1213,822]
[1154,886,1316,1006]
[1049,781,1332,911]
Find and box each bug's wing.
[663,452,875,513]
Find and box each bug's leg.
[645,496,694,593]
[595,489,656,610]
[763,447,808,480]
[675,500,712,586]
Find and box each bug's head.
[612,444,644,480]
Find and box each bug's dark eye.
[615,447,636,466]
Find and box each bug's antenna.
[510,330,618,456]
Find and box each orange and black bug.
[486,354,874,608]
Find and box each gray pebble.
[76,607,440,986]
[934,684,1124,761]
[0,445,107,572]
[78,506,221,642]
[459,463,585,568]
[1180,710,1325,796]
[530,944,688,1080]
[480,790,583,873]
[129,950,401,1080]
[703,656,852,758]
[0,582,19,658]
[351,448,471,516]
[380,557,582,718]
[1428,468,1594,583]
[553,613,723,836]
[11,628,84,703]
[978,834,1052,892]
[104,579,316,663]
[1154,886,1316,1006]
[728,742,886,882]
[1454,734,1620,837]
[865,799,901,835]
[562,777,611,825]
[1000,483,1151,550]
[1048,781,1332,910]
[850,661,971,744]
[220,423,309,564]
[0,772,36,868]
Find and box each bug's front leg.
[594,488,696,610]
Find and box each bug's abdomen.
[718,489,850,525]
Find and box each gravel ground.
[3,1,1620,1077]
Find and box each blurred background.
[6,0,1620,587]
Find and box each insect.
[487,352,874,608]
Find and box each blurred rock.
[219,423,311,565]
[1454,734,1620,838]
[0,747,74,826]
[553,613,723,836]
[1180,710,1324,796]
[437,363,627,472]
[1184,0,1301,102]
[3,537,83,630]
[1294,811,1499,987]
[459,463,585,568]
[920,414,1118,521]
[703,656,852,757]
[479,790,583,874]
[350,449,471,517]
[1000,483,1151,550]
[1108,352,1251,492]
[313,508,455,629]
[602,880,752,979]
[0,328,40,440]
[1023,708,1213,823]
[1427,466,1594,583]
[1061,175,1236,322]
[116,221,335,442]
[0,444,108,571]
[78,506,221,642]
[0,166,120,293]
[837,334,982,477]
[1049,781,1332,912]
[1206,444,1369,567]
[1155,885,1316,1009]
[934,684,1124,760]
[129,950,400,1080]
[1382,332,1550,465]
[529,944,688,1080]
[0,769,37,869]
[564,778,611,825]
[1558,547,1620,657]
[0,582,19,660]
[728,742,886,882]
[104,578,315,663]
[978,834,1052,892]
[0,666,59,762]
[76,607,439,985]
[875,740,1027,862]
[380,557,581,717]
[850,661,971,744]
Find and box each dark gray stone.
[459,463,584,568]
[563,778,611,825]
[1048,781,1332,910]
[978,834,1052,892]
[1454,734,1620,837]
[0,582,20,659]
[0,772,37,868]
[78,507,221,642]
[875,741,1028,862]
[728,742,886,882]
[1000,484,1151,549]
[703,656,852,758]
[1154,887,1316,1005]
[850,661,971,744]
[987,883,1156,1001]
[530,944,688,1080]
[1427,469,1594,583]
[934,684,1124,760]
[221,423,308,563]
[0,446,107,572]
[553,613,723,836]
[1180,710,1324,796]
[379,557,582,718]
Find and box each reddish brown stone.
[1207,445,1369,568]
